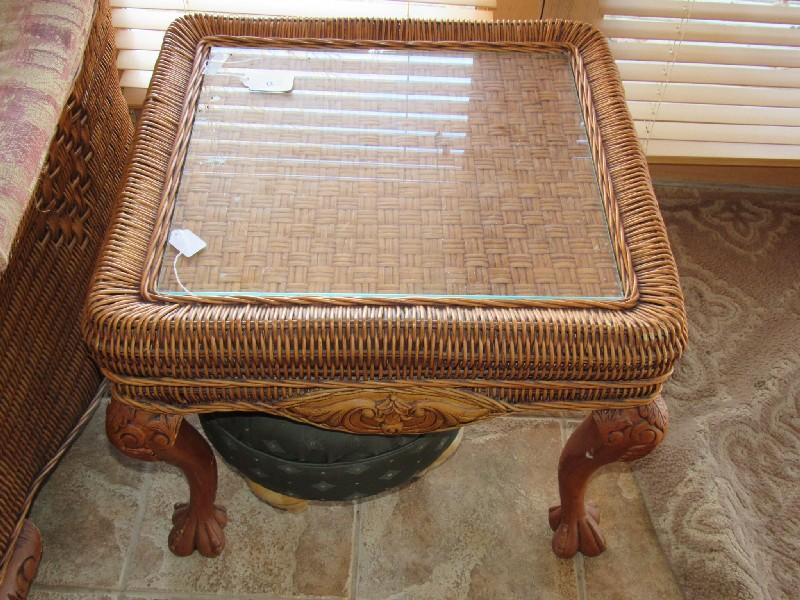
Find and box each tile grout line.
[557,419,587,600]
[123,589,346,600]
[559,418,589,600]
[117,463,156,594]
[30,583,123,596]
[348,500,362,600]
[574,554,589,600]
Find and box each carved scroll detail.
[592,395,668,461]
[274,386,515,434]
[106,401,182,460]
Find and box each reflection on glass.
[157,46,622,299]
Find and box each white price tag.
[204,52,230,75]
[168,229,206,257]
[242,71,295,93]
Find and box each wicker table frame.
[84,16,687,561]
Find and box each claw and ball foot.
[549,396,668,559]
[106,399,227,557]
[170,501,228,556]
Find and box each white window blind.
[115,0,800,163]
[599,0,800,163]
[113,0,494,106]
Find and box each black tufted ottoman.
[201,413,462,511]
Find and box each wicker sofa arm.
[0,0,133,589]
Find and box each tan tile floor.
[28,397,683,600]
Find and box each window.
[599,0,800,162]
[113,0,494,106]
[114,0,800,162]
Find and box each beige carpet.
[634,183,800,600]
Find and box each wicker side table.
[84,16,686,561]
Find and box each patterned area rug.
[635,183,800,600]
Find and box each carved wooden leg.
[106,399,227,557]
[549,396,668,559]
[0,520,41,600]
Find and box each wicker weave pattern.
[83,17,686,411]
[156,47,621,299]
[0,0,132,574]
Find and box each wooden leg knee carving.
[549,396,668,559]
[0,520,41,600]
[106,399,227,557]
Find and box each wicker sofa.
[0,0,132,595]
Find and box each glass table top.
[157,45,622,300]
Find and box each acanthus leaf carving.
[275,386,516,434]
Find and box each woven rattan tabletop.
[156,45,623,302]
[84,17,686,412]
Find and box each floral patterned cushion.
[0,0,94,273]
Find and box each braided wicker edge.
[103,369,668,426]
[140,37,638,309]
[108,377,661,435]
[83,17,687,391]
